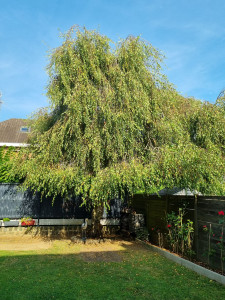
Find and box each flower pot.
[3,220,19,227]
[21,220,35,226]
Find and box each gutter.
[0,143,29,147]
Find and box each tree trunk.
[91,204,104,238]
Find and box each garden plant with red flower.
[203,225,208,232]
[166,208,194,257]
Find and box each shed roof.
[152,187,201,196]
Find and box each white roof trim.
[0,143,29,147]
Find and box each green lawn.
[0,239,225,300]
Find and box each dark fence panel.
[0,184,39,218]
[131,194,195,232]
[104,198,122,219]
[38,196,92,219]
[196,196,225,271]
[0,184,91,219]
[131,193,225,272]
[0,184,122,220]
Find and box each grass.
[1,239,225,300]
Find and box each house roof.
[0,118,30,147]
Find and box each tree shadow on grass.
[1,241,225,300]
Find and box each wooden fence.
[0,183,122,221]
[131,194,225,272]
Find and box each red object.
[167,224,172,228]
[21,220,35,226]
[218,211,225,216]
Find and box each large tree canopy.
[11,27,225,208]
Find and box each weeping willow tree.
[11,27,225,231]
[0,147,17,183]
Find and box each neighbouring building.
[0,118,30,147]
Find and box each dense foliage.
[10,27,225,208]
[0,147,17,183]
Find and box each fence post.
[146,200,150,232]
[194,195,199,258]
[38,193,41,226]
[166,195,169,215]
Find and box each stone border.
[139,241,225,285]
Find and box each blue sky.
[1,0,225,121]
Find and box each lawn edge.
[137,240,225,285]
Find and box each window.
[20,126,30,133]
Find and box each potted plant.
[3,218,19,227]
[21,217,35,226]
